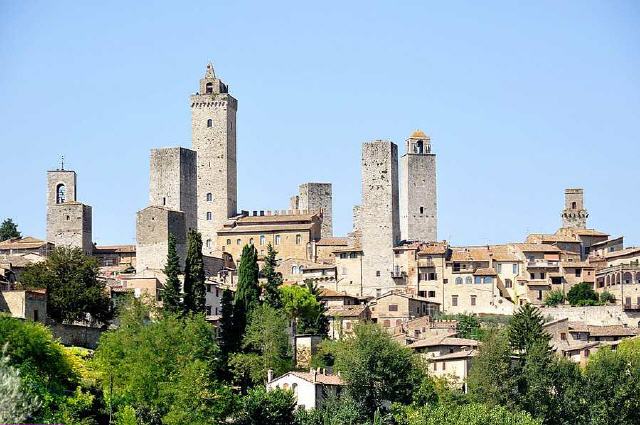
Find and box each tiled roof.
[605,247,640,260]
[94,245,136,253]
[409,335,479,349]
[316,237,349,246]
[418,243,449,255]
[586,326,639,338]
[325,305,368,317]
[514,243,561,253]
[526,234,580,244]
[288,371,344,386]
[473,267,497,276]
[428,349,478,361]
[450,245,519,262]
[0,236,48,250]
[318,288,356,298]
[557,228,609,237]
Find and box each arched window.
[606,275,611,286]
[455,277,463,285]
[465,276,473,285]
[275,235,281,245]
[205,82,213,94]
[624,272,633,284]
[636,272,640,284]
[236,239,241,245]
[226,239,231,245]
[206,212,212,220]
[56,184,66,204]
[260,235,266,245]
[295,234,302,245]
[206,193,213,202]
[292,383,298,395]
[292,265,299,274]
[207,119,212,127]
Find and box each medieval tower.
[399,130,437,242]
[360,140,400,296]
[191,63,237,254]
[46,166,93,254]
[561,188,588,229]
[290,183,333,237]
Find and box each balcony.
[391,270,406,279]
[527,260,560,268]
[418,259,435,268]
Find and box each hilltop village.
[2,64,639,407]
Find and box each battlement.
[239,209,323,217]
[190,93,237,110]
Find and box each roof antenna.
[60,155,65,170]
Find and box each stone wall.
[136,206,186,274]
[360,141,400,296]
[47,203,93,254]
[540,305,640,328]
[49,322,104,349]
[297,183,333,238]
[149,147,197,232]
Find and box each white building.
[266,369,344,410]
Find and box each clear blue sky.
[1,1,639,247]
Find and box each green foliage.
[280,282,328,335]
[262,243,283,309]
[330,322,423,416]
[0,217,20,241]
[182,229,206,314]
[218,289,237,355]
[115,405,138,425]
[544,289,565,307]
[0,346,39,423]
[234,244,261,336]
[236,386,296,425]
[161,233,182,314]
[454,313,481,339]
[295,394,363,425]
[566,282,599,306]
[93,304,231,424]
[298,280,330,336]
[598,291,615,304]
[507,304,550,355]
[20,246,112,324]
[393,402,541,425]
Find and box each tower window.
[205,82,213,94]
[66,215,70,221]
[295,234,302,245]
[260,235,265,245]
[206,193,213,202]
[56,184,66,204]
[162,197,166,206]
[206,212,212,220]
[571,201,577,209]
[207,119,212,127]
[236,239,241,245]
[275,235,281,245]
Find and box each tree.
[329,322,423,416]
[455,314,481,340]
[598,291,615,304]
[20,247,112,324]
[280,283,327,335]
[261,243,283,309]
[392,403,541,425]
[162,233,182,314]
[544,290,565,307]
[182,230,206,315]
[233,244,260,337]
[298,280,329,336]
[507,304,550,355]
[0,347,39,423]
[0,218,20,241]
[566,282,599,306]
[295,394,363,425]
[218,289,238,356]
[236,386,295,425]
[468,331,518,409]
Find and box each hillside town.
[2,63,639,424]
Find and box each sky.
[1,1,639,247]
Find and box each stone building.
[149,147,197,232]
[46,168,93,254]
[0,289,47,323]
[191,63,238,255]
[290,183,333,238]
[360,140,400,296]
[561,188,588,229]
[399,130,437,242]
[0,236,53,257]
[135,206,186,274]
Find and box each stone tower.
[291,183,333,237]
[360,141,400,297]
[149,147,197,232]
[46,167,93,254]
[191,63,237,254]
[399,130,437,242]
[136,206,187,274]
[562,188,588,229]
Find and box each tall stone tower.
[291,183,333,237]
[136,206,187,274]
[399,130,437,242]
[360,141,400,296]
[148,147,197,232]
[561,188,588,229]
[46,166,93,254]
[191,63,237,254]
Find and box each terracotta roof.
[316,237,349,246]
[473,267,497,276]
[217,223,314,234]
[332,245,363,253]
[590,237,624,248]
[318,288,357,298]
[288,371,344,386]
[325,305,368,317]
[428,349,478,361]
[586,326,639,338]
[560,261,593,268]
[94,245,136,253]
[515,243,561,253]
[418,243,449,255]
[0,236,49,250]
[409,335,479,349]
[409,129,429,139]
[526,234,580,244]
[557,228,609,237]
[605,247,640,260]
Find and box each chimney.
[267,369,273,382]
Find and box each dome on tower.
[409,129,429,139]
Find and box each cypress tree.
[233,244,260,337]
[218,289,237,355]
[262,243,283,309]
[183,229,206,315]
[162,233,182,314]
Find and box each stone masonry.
[149,147,197,232]
[360,141,400,296]
[294,183,332,237]
[191,63,238,255]
[562,188,588,229]
[399,130,437,242]
[136,206,187,274]
[46,169,93,254]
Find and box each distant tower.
[294,183,333,237]
[148,147,197,232]
[562,188,588,229]
[360,141,400,296]
[136,206,187,274]
[399,130,437,242]
[46,163,93,254]
[191,63,237,254]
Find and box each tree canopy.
[0,218,20,241]
[182,229,206,315]
[161,233,182,314]
[566,282,599,306]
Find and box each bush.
[236,387,295,425]
[599,291,615,304]
[566,282,599,306]
[544,290,565,307]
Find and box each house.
[0,289,47,323]
[0,236,53,257]
[318,288,361,307]
[408,335,479,358]
[369,291,440,331]
[325,304,370,340]
[266,369,344,410]
[394,315,458,340]
[427,349,477,391]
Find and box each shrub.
[566,282,598,306]
[544,290,565,307]
[599,291,615,304]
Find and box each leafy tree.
[507,304,550,355]
[298,280,329,336]
[330,322,423,416]
[544,290,565,307]
[0,347,39,423]
[468,330,518,409]
[280,283,327,336]
[20,246,112,324]
[161,233,182,314]
[236,386,295,425]
[218,289,238,355]
[393,402,541,425]
[455,314,481,339]
[229,304,291,387]
[233,244,261,337]
[182,230,206,315]
[261,243,283,309]
[566,282,598,306]
[598,291,615,304]
[295,394,363,425]
[0,218,20,241]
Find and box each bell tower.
[190,63,237,254]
